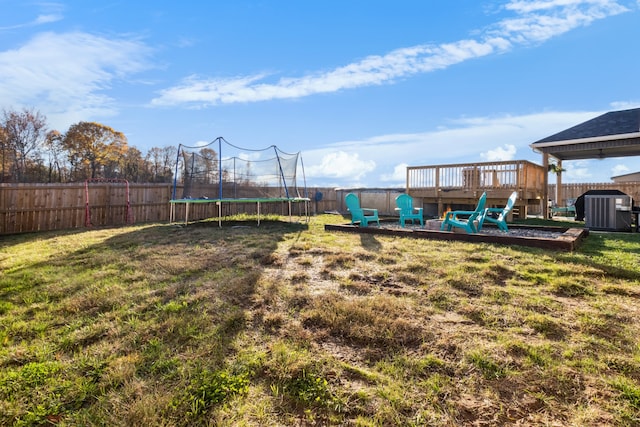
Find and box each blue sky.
[1,0,639,188]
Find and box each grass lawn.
[1,214,639,426]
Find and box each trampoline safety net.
[172,137,307,200]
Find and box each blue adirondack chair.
[345,193,380,227]
[395,194,423,227]
[440,192,487,233]
[480,191,518,232]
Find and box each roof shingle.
[533,107,640,144]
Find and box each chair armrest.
[442,211,455,220]
[362,208,378,214]
[485,207,503,214]
[468,210,483,219]
[449,210,476,218]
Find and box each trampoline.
[169,137,309,226]
[170,197,309,227]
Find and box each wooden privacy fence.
[548,182,640,207]
[0,183,338,235]
[0,183,172,235]
[3,182,639,236]
[335,188,405,216]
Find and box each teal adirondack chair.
[395,194,423,227]
[440,192,487,233]
[480,191,518,232]
[345,193,380,227]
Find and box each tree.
[0,124,7,182]
[161,146,178,182]
[146,147,163,181]
[145,145,177,183]
[1,108,48,182]
[120,146,154,182]
[62,121,128,180]
[198,147,218,184]
[43,130,68,182]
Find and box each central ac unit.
[584,195,632,231]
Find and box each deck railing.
[407,160,546,195]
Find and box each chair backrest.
[476,192,487,213]
[395,194,414,213]
[497,191,518,220]
[345,193,362,214]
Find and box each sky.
[1,0,639,188]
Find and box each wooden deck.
[406,160,546,217]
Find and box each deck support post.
[542,153,549,218]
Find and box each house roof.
[611,171,640,180]
[530,108,640,160]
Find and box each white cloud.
[380,163,409,184]
[150,39,503,107]
[564,160,597,182]
[34,14,63,25]
[494,1,628,45]
[309,110,598,166]
[611,164,630,177]
[505,0,626,15]
[301,109,618,186]
[610,100,640,110]
[0,31,152,129]
[151,0,629,107]
[305,151,376,182]
[481,144,517,161]
[0,12,63,31]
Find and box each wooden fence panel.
[4,182,637,236]
[549,182,640,206]
[130,184,172,223]
[1,183,338,235]
[1,183,174,235]
[304,187,336,214]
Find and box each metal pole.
[218,137,223,199]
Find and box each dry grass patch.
[302,292,428,350]
[1,215,639,425]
